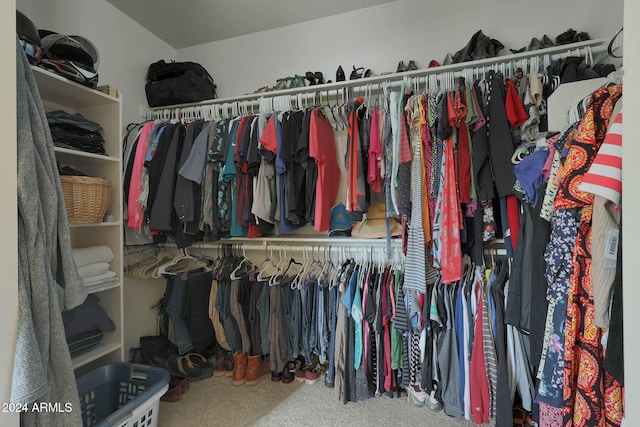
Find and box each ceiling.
[107,0,396,49]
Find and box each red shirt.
[259,115,277,154]
[309,109,339,231]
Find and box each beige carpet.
[157,374,472,427]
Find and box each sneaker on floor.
[304,364,326,385]
[295,369,306,383]
[426,395,443,412]
[407,387,427,407]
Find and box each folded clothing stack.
[47,110,106,155]
[73,245,118,288]
[62,294,115,357]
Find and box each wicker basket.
[60,175,111,224]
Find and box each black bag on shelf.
[145,60,217,107]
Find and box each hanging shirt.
[275,112,297,233]
[309,108,339,232]
[352,272,363,370]
[174,120,204,226]
[579,109,623,207]
[346,99,368,213]
[487,71,517,198]
[127,121,154,229]
[440,102,463,283]
[367,107,383,192]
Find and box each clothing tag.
[603,228,619,269]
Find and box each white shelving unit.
[31,66,124,371]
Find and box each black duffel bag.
[145,60,217,107]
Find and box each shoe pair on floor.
[293,358,327,385]
[407,386,443,412]
[161,375,190,402]
[271,360,297,384]
[232,352,270,386]
[167,353,214,382]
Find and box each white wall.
[177,0,623,98]
[622,3,638,423]
[1,2,18,426]
[16,0,176,126]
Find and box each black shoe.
[527,37,543,51]
[305,71,317,85]
[350,66,364,80]
[541,34,555,48]
[282,368,295,384]
[314,71,324,84]
[407,60,417,71]
[555,28,577,45]
[396,61,407,72]
[336,65,345,82]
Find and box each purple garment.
[514,149,548,206]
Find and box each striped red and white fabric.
[579,110,623,206]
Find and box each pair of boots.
[232,352,270,386]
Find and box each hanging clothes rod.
[146,38,606,114]
[189,236,402,249]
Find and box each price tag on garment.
[603,228,619,269]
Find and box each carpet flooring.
[157,374,473,427]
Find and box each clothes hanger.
[257,245,277,282]
[326,89,340,130]
[290,246,310,289]
[336,89,349,130]
[279,256,302,288]
[157,247,210,276]
[229,245,252,280]
[269,246,288,287]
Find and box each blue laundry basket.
[76,363,170,427]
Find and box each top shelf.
[146,39,607,111]
[31,66,120,109]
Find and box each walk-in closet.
[4,1,639,426]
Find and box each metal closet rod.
[146,38,606,113]
[187,237,402,252]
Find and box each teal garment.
[352,269,363,370]
[222,121,247,237]
[343,266,357,317]
[217,119,237,234]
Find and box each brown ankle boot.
[245,355,270,386]
[232,352,248,386]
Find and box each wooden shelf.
[55,147,119,163]
[31,66,119,109]
[69,221,121,228]
[85,279,120,295]
[34,62,125,371]
[71,341,122,370]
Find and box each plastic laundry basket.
[76,363,170,427]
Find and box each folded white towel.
[82,271,117,285]
[77,262,110,279]
[73,245,114,267]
